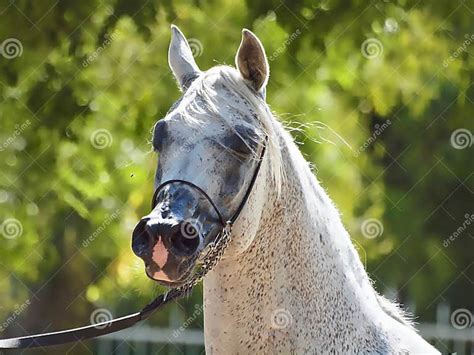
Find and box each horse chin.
[153,277,189,288]
[144,257,198,288]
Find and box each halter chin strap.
[0,141,266,349]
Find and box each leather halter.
[151,179,226,227]
[0,141,266,349]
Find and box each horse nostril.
[132,219,154,258]
[169,221,200,256]
[132,218,201,258]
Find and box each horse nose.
[131,218,155,258]
[132,218,201,259]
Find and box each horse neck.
[203,124,386,349]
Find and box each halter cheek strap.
[0,141,266,349]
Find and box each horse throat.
[203,125,390,353]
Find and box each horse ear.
[235,29,269,92]
[168,25,201,91]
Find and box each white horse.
[132,25,439,354]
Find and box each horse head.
[131,26,280,286]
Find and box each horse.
[131,25,439,354]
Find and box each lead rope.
[0,222,233,349]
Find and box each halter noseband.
[0,140,267,349]
[151,179,226,227]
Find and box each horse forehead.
[164,75,259,134]
[166,102,252,133]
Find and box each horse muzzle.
[131,181,222,285]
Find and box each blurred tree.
[0,0,472,353]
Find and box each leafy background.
[0,0,472,354]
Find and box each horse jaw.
[203,121,439,354]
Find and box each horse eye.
[153,120,167,151]
[225,125,260,156]
[223,133,253,156]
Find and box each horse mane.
[178,65,285,194]
[376,294,417,330]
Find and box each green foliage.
[0,0,472,349]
